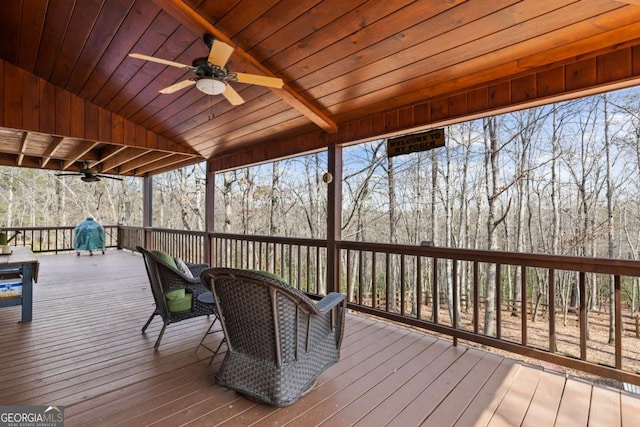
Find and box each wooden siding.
[0,59,201,175]
[0,250,638,426]
[4,1,640,173]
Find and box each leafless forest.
[0,162,207,230]
[3,87,640,360]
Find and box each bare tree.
[483,116,511,336]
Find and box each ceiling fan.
[128,34,284,105]
[56,163,123,183]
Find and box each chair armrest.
[315,292,345,315]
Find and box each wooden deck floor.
[1,250,639,426]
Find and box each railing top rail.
[143,227,207,237]
[337,240,640,276]
[211,232,327,247]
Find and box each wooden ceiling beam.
[100,147,149,173]
[88,145,129,169]
[153,0,338,134]
[17,132,28,166]
[135,155,199,176]
[41,136,65,168]
[0,153,40,170]
[62,141,101,170]
[118,151,175,174]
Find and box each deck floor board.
[0,250,637,426]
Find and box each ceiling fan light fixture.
[196,78,226,95]
[81,175,100,183]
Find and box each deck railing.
[116,225,145,253]
[23,225,640,385]
[117,226,206,264]
[2,225,118,253]
[168,229,640,385]
[337,241,640,386]
[212,233,328,296]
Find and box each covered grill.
[73,217,105,256]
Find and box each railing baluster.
[307,246,311,292]
[358,251,364,305]
[216,237,220,266]
[496,263,502,340]
[287,244,292,284]
[315,245,320,294]
[346,250,352,303]
[580,271,586,360]
[372,252,377,310]
[385,252,390,313]
[416,256,422,319]
[549,268,556,353]
[400,254,406,316]
[433,257,439,324]
[297,245,301,289]
[280,244,285,278]
[521,266,528,347]
[473,261,479,334]
[452,259,458,346]
[615,275,622,370]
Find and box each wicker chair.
[137,246,217,349]
[200,268,346,407]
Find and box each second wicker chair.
[201,268,346,407]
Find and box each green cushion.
[152,249,177,269]
[166,288,185,300]
[166,288,192,312]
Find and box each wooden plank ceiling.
[1,0,640,177]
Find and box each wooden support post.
[143,175,153,249]
[326,143,342,294]
[205,160,215,266]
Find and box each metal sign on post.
[386,128,445,157]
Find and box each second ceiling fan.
[56,162,123,183]
[129,34,283,106]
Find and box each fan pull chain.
[208,95,214,121]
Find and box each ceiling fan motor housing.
[81,175,101,183]
[192,57,228,78]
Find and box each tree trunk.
[270,161,280,236]
[387,155,397,311]
[430,149,438,320]
[604,95,616,344]
[483,117,500,336]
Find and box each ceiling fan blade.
[208,40,234,67]
[222,84,245,106]
[95,174,123,181]
[233,72,283,89]
[159,79,196,94]
[56,173,81,177]
[129,53,194,71]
